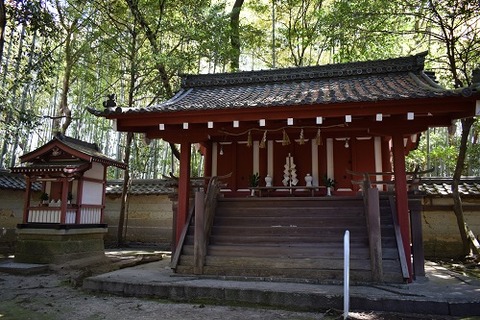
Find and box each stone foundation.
[14,226,107,264]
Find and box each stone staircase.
[174,196,405,283]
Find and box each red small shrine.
[90,52,479,282]
[10,133,126,264]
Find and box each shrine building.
[89,52,479,283]
[10,134,126,264]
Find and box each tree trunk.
[117,132,133,246]
[0,24,25,167]
[0,0,6,65]
[54,29,74,134]
[125,0,180,161]
[10,31,37,167]
[452,117,475,257]
[229,0,244,71]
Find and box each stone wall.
[422,197,480,259]
[0,189,29,255]
[2,189,479,258]
[103,194,173,249]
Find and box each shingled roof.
[91,52,470,116]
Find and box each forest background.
[0,0,479,180]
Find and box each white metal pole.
[344,230,350,320]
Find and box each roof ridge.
[181,52,428,88]
[55,133,100,151]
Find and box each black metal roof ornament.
[103,94,117,109]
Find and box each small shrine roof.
[91,52,473,117]
[13,134,126,170]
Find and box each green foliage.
[323,175,336,188]
[249,173,260,187]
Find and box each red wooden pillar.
[392,133,412,279]
[176,141,191,246]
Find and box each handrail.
[172,172,231,272]
[204,172,232,244]
[170,203,195,270]
[193,172,231,274]
[362,187,384,282]
[389,196,411,280]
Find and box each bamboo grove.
[0,0,479,179]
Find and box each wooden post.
[367,187,383,282]
[23,176,31,223]
[409,197,425,278]
[194,191,205,275]
[176,142,191,246]
[60,178,69,224]
[392,134,412,280]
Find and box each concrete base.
[14,226,107,264]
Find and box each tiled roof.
[419,178,480,197]
[0,171,174,195]
[2,170,479,197]
[105,179,173,195]
[91,52,470,116]
[0,170,42,191]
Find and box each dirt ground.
[0,251,473,320]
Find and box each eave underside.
[109,97,476,143]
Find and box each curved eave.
[10,162,92,176]
[108,94,476,127]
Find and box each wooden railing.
[389,196,411,280]
[349,169,428,282]
[170,173,231,272]
[347,168,434,192]
[194,173,231,274]
[27,206,102,224]
[361,187,384,283]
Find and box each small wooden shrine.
[10,133,126,264]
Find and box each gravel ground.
[0,270,332,320]
[0,251,468,320]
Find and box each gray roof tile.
[91,53,464,116]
